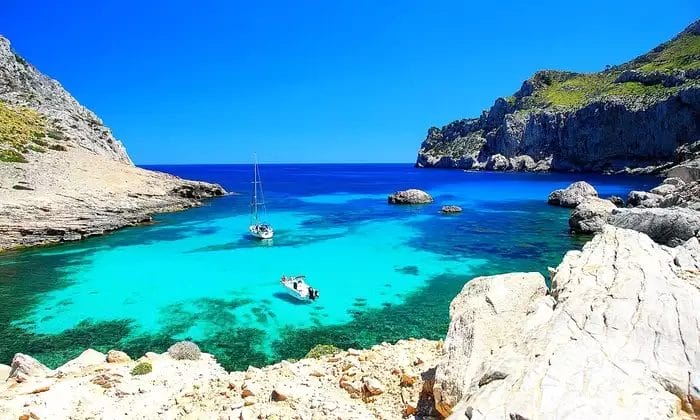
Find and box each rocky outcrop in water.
[568,197,617,234]
[433,226,700,419]
[416,20,700,173]
[441,205,462,213]
[387,189,433,204]
[547,181,598,207]
[0,36,225,251]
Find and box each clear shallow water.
[0,164,656,370]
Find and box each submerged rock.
[547,181,598,207]
[387,189,433,204]
[569,197,617,234]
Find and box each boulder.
[662,177,686,187]
[432,272,548,416]
[241,382,263,398]
[57,349,106,375]
[387,189,433,205]
[658,181,700,210]
[106,350,131,363]
[649,183,677,196]
[271,382,295,401]
[362,377,385,396]
[568,197,617,234]
[509,155,536,171]
[440,205,462,214]
[627,190,663,208]
[674,237,700,271]
[8,354,52,382]
[167,341,201,360]
[607,195,624,207]
[547,181,598,208]
[433,227,700,419]
[608,207,700,246]
[485,154,509,171]
[666,159,700,183]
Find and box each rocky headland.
[416,20,700,174]
[0,35,225,252]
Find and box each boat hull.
[249,225,274,239]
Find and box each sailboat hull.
[249,224,274,239]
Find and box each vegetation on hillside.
[516,27,699,111]
[0,101,67,162]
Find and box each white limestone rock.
[432,272,549,416]
[433,227,700,419]
[568,197,617,233]
[548,181,598,208]
[8,353,52,383]
[57,349,106,375]
[609,207,700,246]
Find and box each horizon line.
[137,161,418,166]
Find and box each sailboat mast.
[251,154,258,224]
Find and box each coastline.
[0,148,226,253]
[2,223,697,419]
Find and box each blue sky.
[2,1,698,164]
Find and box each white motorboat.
[280,275,319,301]
[249,154,274,239]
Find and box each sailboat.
[249,155,274,239]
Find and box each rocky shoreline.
[2,173,699,419]
[0,147,226,252]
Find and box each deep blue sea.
[0,164,656,370]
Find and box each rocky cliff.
[0,36,225,251]
[417,20,700,173]
[0,36,130,164]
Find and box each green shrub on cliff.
[130,361,152,375]
[305,344,341,359]
[0,149,27,163]
[0,101,46,162]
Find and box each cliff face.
[417,20,700,173]
[0,36,130,164]
[0,36,225,251]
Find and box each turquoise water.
[0,164,656,370]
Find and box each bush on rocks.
[305,344,341,359]
[130,361,152,376]
[167,341,201,360]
